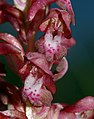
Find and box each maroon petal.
[0,43,24,76]
[0,62,6,77]
[27,8,45,39]
[60,10,72,38]
[3,5,27,44]
[0,42,21,55]
[0,113,10,119]
[0,0,6,5]
[0,10,6,24]
[26,52,53,76]
[0,80,25,112]
[13,0,27,11]
[5,5,23,21]
[0,1,6,23]
[6,54,24,77]
[0,28,25,75]
[4,9,24,34]
[5,13,21,32]
[0,3,24,32]
[13,0,33,12]
[19,61,31,80]
[18,26,27,44]
[53,57,68,81]
[35,36,45,53]
[0,33,24,56]
[56,0,75,25]
[27,0,56,21]
[43,75,56,94]
[64,96,94,113]
[0,110,27,119]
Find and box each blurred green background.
[0,0,94,104]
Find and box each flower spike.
[0,0,93,119]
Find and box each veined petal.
[0,10,6,24]
[0,3,24,31]
[5,5,23,20]
[0,33,24,56]
[27,0,56,21]
[60,10,72,38]
[0,80,25,112]
[43,75,56,94]
[27,8,45,41]
[19,61,31,79]
[5,54,25,78]
[0,113,10,119]
[26,52,53,76]
[13,0,27,11]
[0,42,21,55]
[56,0,75,25]
[13,0,34,13]
[0,110,27,119]
[54,57,68,81]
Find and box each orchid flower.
[0,0,94,119]
[35,8,76,81]
[21,52,56,106]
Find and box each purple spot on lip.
[57,48,60,51]
[33,93,35,96]
[52,49,55,51]
[37,94,40,97]
[32,98,34,100]
[48,44,50,46]
[34,89,37,92]
[68,2,70,4]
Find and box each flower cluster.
[0,0,94,119]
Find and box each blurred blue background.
[0,0,94,104]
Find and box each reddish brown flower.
[0,0,93,119]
